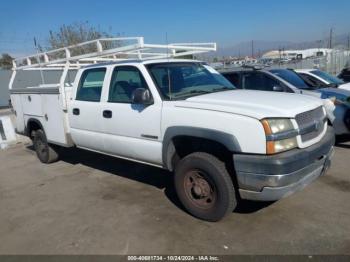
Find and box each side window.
[243,73,280,91]
[242,73,266,90]
[109,66,148,103]
[264,75,282,91]
[299,73,323,87]
[76,68,106,102]
[223,73,240,88]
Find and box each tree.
[0,53,14,70]
[43,22,117,57]
[47,21,112,49]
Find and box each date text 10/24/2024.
[127,256,220,261]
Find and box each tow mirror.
[273,85,284,92]
[132,88,153,105]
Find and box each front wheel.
[33,129,59,164]
[174,152,236,222]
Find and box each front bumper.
[233,127,335,201]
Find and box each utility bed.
[10,84,72,146]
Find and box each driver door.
[101,65,162,165]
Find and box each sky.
[0,0,350,56]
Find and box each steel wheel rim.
[183,169,217,210]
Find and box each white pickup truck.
[9,39,335,221]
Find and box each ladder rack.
[12,37,217,70]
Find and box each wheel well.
[27,119,43,139]
[170,136,233,171]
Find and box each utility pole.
[251,40,254,58]
[278,47,282,67]
[329,27,333,49]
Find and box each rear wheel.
[174,152,236,221]
[33,129,59,163]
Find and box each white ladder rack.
[12,37,216,70]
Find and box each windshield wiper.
[172,87,234,100]
[172,90,212,99]
[212,86,233,92]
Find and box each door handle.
[103,110,112,118]
[73,108,80,115]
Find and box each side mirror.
[273,85,284,92]
[132,88,153,105]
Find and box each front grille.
[295,106,325,142]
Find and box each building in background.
[262,48,333,60]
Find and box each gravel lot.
[0,137,349,255]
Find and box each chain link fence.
[277,50,350,75]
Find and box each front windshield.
[146,62,235,100]
[269,69,310,89]
[311,70,344,85]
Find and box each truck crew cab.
[9,38,334,221]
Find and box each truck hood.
[174,90,323,119]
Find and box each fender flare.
[162,126,241,171]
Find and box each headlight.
[261,118,298,154]
[328,96,343,105]
[262,118,294,134]
[267,137,298,154]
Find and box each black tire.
[33,129,59,164]
[174,152,236,222]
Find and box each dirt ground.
[0,139,349,255]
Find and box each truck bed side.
[10,86,74,147]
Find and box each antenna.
[166,32,172,99]
[34,37,45,85]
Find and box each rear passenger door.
[69,67,107,152]
[101,65,162,165]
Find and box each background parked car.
[221,67,350,135]
[295,69,350,91]
[338,67,350,83]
